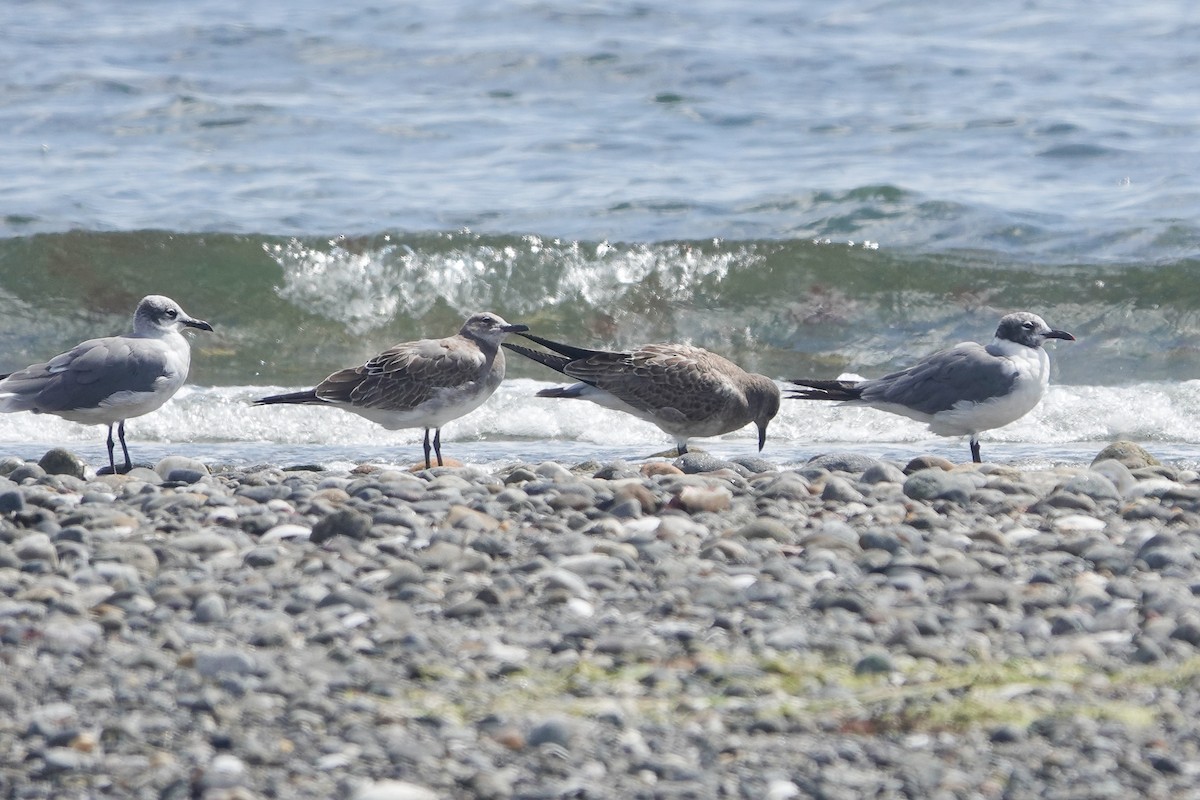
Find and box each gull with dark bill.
[254,312,528,469]
[788,311,1075,463]
[504,332,781,455]
[0,295,214,474]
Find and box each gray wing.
[859,343,1018,415]
[0,336,172,413]
[316,335,490,411]
[564,344,743,422]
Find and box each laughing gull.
[254,312,528,469]
[788,311,1075,463]
[504,332,781,455]
[0,295,213,474]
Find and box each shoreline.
[3,442,1200,797]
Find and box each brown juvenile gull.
[504,332,781,455]
[254,312,528,468]
[0,295,214,474]
[788,311,1075,463]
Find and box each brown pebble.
[311,488,350,506]
[904,455,955,474]
[672,485,732,513]
[405,456,465,472]
[641,462,683,477]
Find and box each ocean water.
[2,0,1199,469]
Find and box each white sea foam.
[2,380,1200,469]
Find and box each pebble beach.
[3,443,1200,799]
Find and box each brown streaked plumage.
[255,312,528,468]
[504,332,780,455]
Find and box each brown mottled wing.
[314,336,487,411]
[564,344,740,423]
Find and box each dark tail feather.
[535,385,586,399]
[503,342,573,375]
[254,388,320,406]
[786,379,863,402]
[514,332,604,361]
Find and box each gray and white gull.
[254,312,528,468]
[0,295,213,474]
[788,311,1075,463]
[504,332,781,455]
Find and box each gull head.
[460,312,530,345]
[134,295,214,335]
[995,312,1074,349]
[746,374,782,451]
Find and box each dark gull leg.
[677,443,688,456]
[433,428,443,466]
[105,424,118,474]
[117,420,132,473]
[969,437,981,464]
[422,429,433,469]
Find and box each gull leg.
[969,437,982,464]
[105,424,118,474]
[433,428,443,466]
[677,443,688,456]
[117,420,132,473]
[422,429,433,469]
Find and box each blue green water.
[2,1,1199,466]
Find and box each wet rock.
[38,448,87,480]
[1091,441,1160,470]
[806,452,882,474]
[310,508,373,543]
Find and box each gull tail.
[503,342,573,375]
[535,384,587,399]
[787,379,863,402]
[514,332,603,361]
[254,389,320,406]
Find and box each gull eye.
[166,308,178,318]
[1022,321,1035,330]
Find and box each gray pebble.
[9,463,46,483]
[730,455,777,474]
[194,648,262,677]
[736,518,796,542]
[675,452,738,474]
[527,716,575,749]
[860,462,907,484]
[821,475,865,503]
[853,652,895,675]
[154,456,210,481]
[1057,471,1121,503]
[759,472,811,501]
[806,452,882,474]
[193,592,228,623]
[0,489,24,513]
[15,532,57,565]
[903,468,977,504]
[311,508,373,543]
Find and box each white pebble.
[1052,514,1106,532]
[566,597,594,618]
[260,523,313,543]
[352,780,439,800]
[767,780,802,800]
[204,753,246,789]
